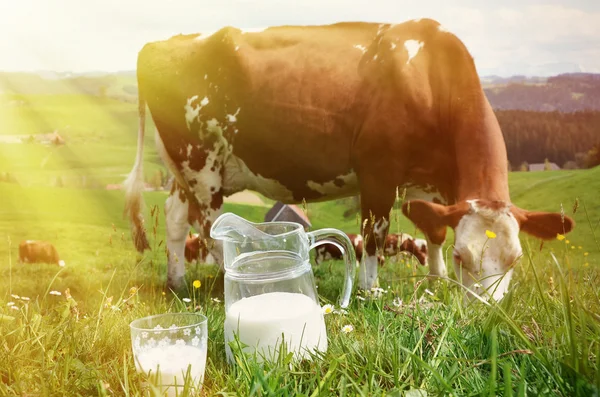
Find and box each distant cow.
[18,240,65,267]
[184,233,211,264]
[383,233,428,265]
[315,233,369,266]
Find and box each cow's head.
[402,199,574,301]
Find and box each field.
[0,93,599,396]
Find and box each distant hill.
[482,73,600,112]
[2,71,600,112]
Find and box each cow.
[18,240,65,267]
[184,233,211,264]
[315,232,426,267]
[314,233,370,266]
[382,233,428,265]
[124,18,574,300]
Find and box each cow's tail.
[123,93,151,253]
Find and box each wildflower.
[334,309,348,315]
[49,291,62,296]
[392,297,403,307]
[10,294,19,300]
[110,305,120,311]
[485,230,497,239]
[566,240,570,244]
[322,304,334,315]
[341,324,354,334]
[584,263,589,267]
[212,297,222,303]
[20,296,30,301]
[162,291,166,296]
[193,280,201,289]
[182,298,192,303]
[357,296,366,301]
[584,252,589,256]
[578,246,583,250]
[571,246,575,249]
[129,287,138,295]
[10,306,18,311]
[556,234,565,241]
[424,289,434,296]
[7,302,15,307]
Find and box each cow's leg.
[165,185,191,290]
[358,185,396,290]
[425,237,447,278]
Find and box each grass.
[0,93,599,395]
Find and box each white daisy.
[392,297,403,308]
[341,324,354,334]
[322,304,334,315]
[182,298,192,303]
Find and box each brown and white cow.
[383,233,428,266]
[18,240,65,267]
[314,233,370,266]
[124,19,574,300]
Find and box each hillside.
[2,71,600,112]
[482,73,600,112]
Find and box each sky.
[1,0,599,76]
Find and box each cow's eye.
[453,251,462,265]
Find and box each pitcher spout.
[210,212,270,242]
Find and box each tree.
[519,162,529,172]
[585,144,600,168]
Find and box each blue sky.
[1,0,599,76]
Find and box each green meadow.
[0,93,598,395]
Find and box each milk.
[135,344,206,396]
[224,292,327,362]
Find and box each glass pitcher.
[209,212,356,308]
[222,250,327,362]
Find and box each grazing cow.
[184,233,211,264]
[383,233,428,266]
[314,233,372,266]
[18,240,65,267]
[124,19,574,299]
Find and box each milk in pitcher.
[224,292,327,362]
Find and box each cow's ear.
[511,207,575,240]
[402,200,467,244]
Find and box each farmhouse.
[264,202,311,230]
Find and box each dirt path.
[224,190,267,206]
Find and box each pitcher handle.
[307,229,356,308]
